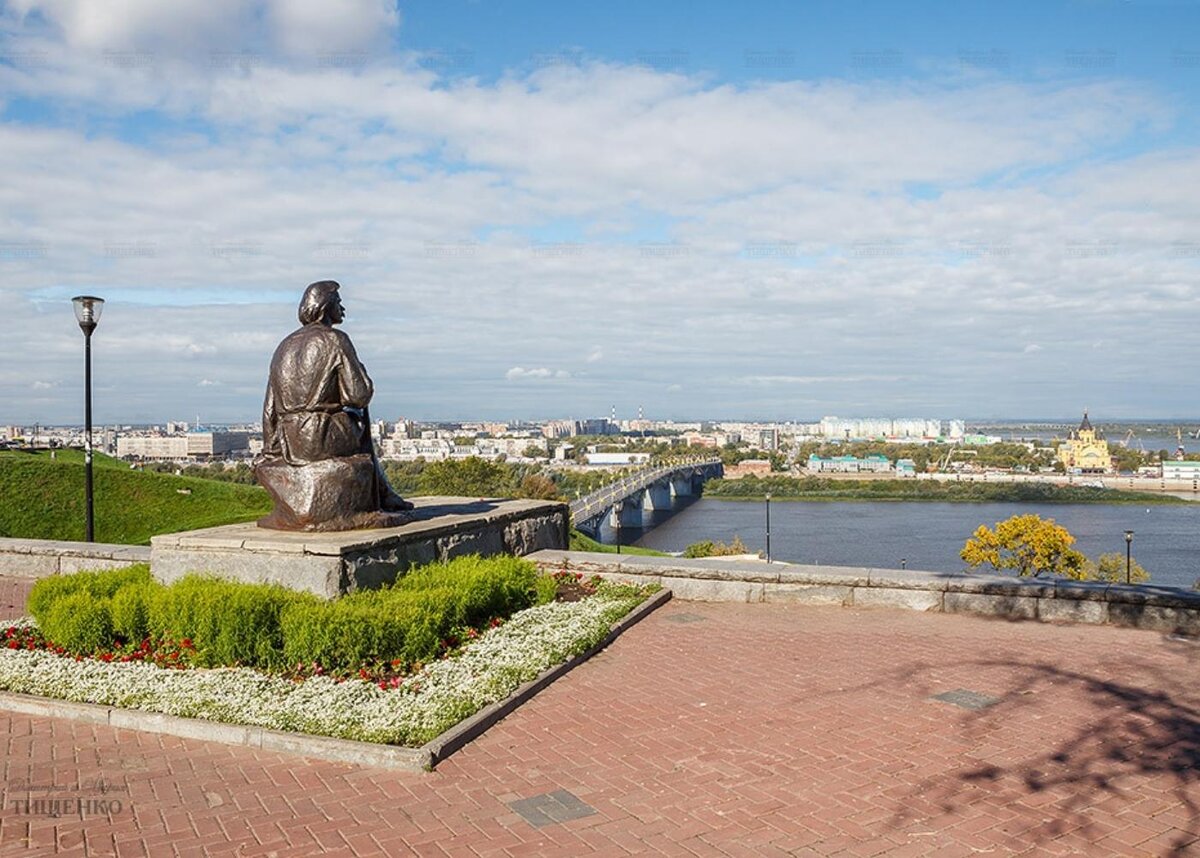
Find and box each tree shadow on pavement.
[893,645,1200,856]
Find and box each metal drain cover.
[931,689,1000,710]
[508,789,597,828]
[663,613,707,624]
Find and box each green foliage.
[700,475,1184,505]
[0,451,271,544]
[518,473,561,500]
[43,592,115,653]
[1088,552,1151,583]
[417,457,517,497]
[568,528,667,556]
[109,580,153,641]
[148,576,312,669]
[533,575,559,605]
[682,535,751,558]
[178,462,257,485]
[28,565,151,618]
[379,460,426,496]
[28,555,545,674]
[281,555,538,671]
[960,514,1088,579]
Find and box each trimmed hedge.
[28,555,543,673]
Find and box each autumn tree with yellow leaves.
[961,514,1153,582]
[960,514,1090,579]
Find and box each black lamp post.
[614,502,621,555]
[72,296,104,542]
[765,491,772,563]
[1124,530,1134,584]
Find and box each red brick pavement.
[0,599,1198,856]
[0,579,34,623]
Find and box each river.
[604,499,1200,590]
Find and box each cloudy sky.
[2,0,1198,425]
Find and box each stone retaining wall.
[0,538,149,578]
[529,551,1200,635]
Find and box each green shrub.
[534,575,558,605]
[29,565,151,619]
[42,591,114,653]
[682,536,749,558]
[110,580,154,642]
[278,556,540,672]
[281,592,417,671]
[28,555,547,672]
[147,575,315,669]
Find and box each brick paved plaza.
[1,598,1197,856]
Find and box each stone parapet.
[152,497,569,598]
[0,538,150,578]
[529,550,1200,635]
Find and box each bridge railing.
[568,457,721,524]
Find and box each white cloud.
[0,15,1195,422]
[264,0,399,58]
[505,367,571,381]
[1023,344,1043,353]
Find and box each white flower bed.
[0,594,643,746]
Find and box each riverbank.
[632,499,1200,590]
[700,477,1190,505]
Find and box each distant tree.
[1110,447,1147,474]
[517,474,560,500]
[961,514,1088,579]
[1087,552,1151,584]
[682,535,751,558]
[522,445,547,459]
[416,457,516,498]
[380,460,426,495]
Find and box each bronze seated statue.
[254,280,413,531]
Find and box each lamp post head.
[1124,530,1134,543]
[765,492,772,501]
[72,296,105,335]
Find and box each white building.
[1162,460,1200,481]
[117,435,189,459]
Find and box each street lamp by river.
[1124,530,1134,584]
[765,492,771,563]
[72,296,104,542]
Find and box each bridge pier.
[609,497,644,529]
[643,481,672,511]
[670,475,696,497]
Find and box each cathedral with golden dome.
[1057,411,1112,474]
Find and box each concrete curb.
[0,691,430,770]
[0,589,670,772]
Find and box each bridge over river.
[569,458,723,537]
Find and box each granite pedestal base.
[150,497,569,599]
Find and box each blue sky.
[1,0,1199,424]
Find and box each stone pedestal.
[150,497,569,599]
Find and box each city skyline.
[2,1,1199,423]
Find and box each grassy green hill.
[0,450,271,544]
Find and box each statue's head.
[298,280,344,326]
